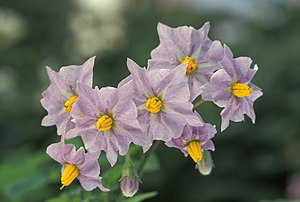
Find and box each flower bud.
[120,175,139,197]
[120,153,140,197]
[196,150,213,175]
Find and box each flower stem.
[137,141,160,175]
[193,99,204,109]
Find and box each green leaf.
[0,150,55,201]
[121,192,158,202]
[45,188,82,202]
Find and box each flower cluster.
[41,22,262,196]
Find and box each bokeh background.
[1,0,300,201]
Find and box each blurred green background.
[1,0,300,201]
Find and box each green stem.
[137,141,160,175]
[193,99,204,109]
[125,152,131,165]
[122,152,134,177]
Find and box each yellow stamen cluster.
[231,83,252,97]
[145,97,163,113]
[60,164,79,190]
[64,95,78,112]
[187,141,203,163]
[96,115,113,131]
[181,56,197,74]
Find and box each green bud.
[196,150,213,176]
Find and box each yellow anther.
[60,164,79,190]
[181,56,197,74]
[96,115,113,131]
[187,141,203,163]
[231,83,252,97]
[145,97,163,113]
[64,95,78,112]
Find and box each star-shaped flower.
[46,140,108,191]
[166,113,216,163]
[126,58,202,151]
[148,22,224,101]
[41,57,95,135]
[200,45,263,131]
[66,81,147,166]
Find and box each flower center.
[145,97,163,113]
[64,95,78,113]
[187,141,202,163]
[60,164,79,190]
[96,115,113,131]
[231,83,252,97]
[181,56,197,74]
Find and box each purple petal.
[105,137,118,166]
[69,147,85,166]
[78,175,109,192]
[158,64,190,102]
[45,66,72,98]
[164,102,202,127]
[159,112,186,140]
[221,103,244,131]
[220,45,235,78]
[202,140,215,151]
[81,131,106,152]
[46,142,65,165]
[80,152,101,177]
[59,56,95,90]
[127,58,152,95]
[110,130,131,156]
[205,40,224,61]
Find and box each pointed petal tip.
[157,22,169,29]
[202,21,211,28]
[99,185,110,192]
[83,56,96,69]
[45,65,56,75]
[41,116,52,127]
[223,44,231,52]
[126,57,134,65]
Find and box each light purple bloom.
[41,57,95,135]
[66,81,147,166]
[148,22,224,101]
[166,114,216,159]
[46,140,108,191]
[200,45,263,131]
[126,58,202,151]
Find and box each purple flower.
[166,114,216,163]
[200,45,263,131]
[46,141,108,191]
[66,81,147,166]
[148,22,224,101]
[126,58,202,151]
[41,57,95,135]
